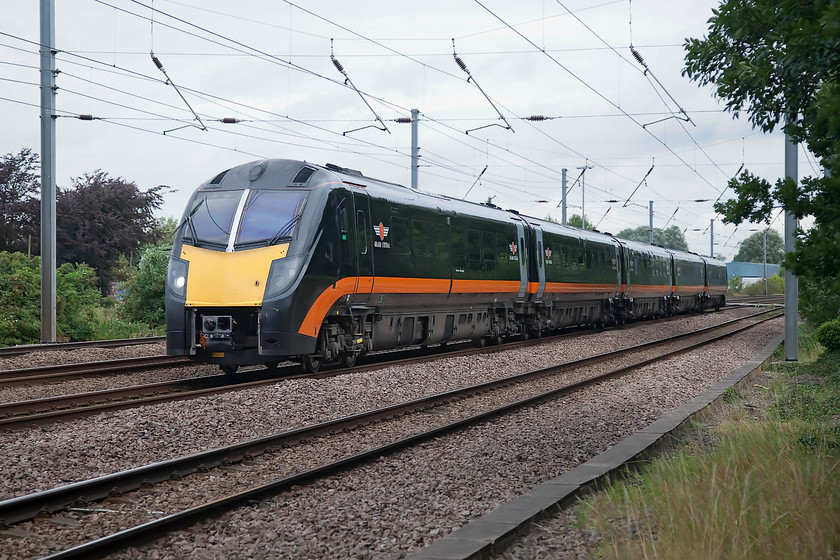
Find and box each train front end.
[165,159,328,372]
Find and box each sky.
[1,0,819,259]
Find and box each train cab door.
[352,190,374,297]
[515,221,528,299]
[533,225,546,299]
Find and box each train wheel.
[340,352,358,368]
[302,354,322,373]
[474,337,487,348]
[221,365,238,375]
[489,333,502,346]
[265,362,279,372]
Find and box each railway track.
[0,337,164,358]
[0,355,189,388]
[0,308,745,431]
[0,308,781,559]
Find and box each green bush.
[117,245,169,329]
[0,252,41,345]
[0,251,143,346]
[816,318,840,351]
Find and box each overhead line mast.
[39,0,56,343]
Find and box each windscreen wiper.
[177,198,205,246]
[267,214,301,246]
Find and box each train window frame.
[391,216,411,255]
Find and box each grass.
[579,327,840,559]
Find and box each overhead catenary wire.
[0,5,741,244]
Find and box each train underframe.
[183,291,725,374]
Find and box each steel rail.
[0,355,190,387]
[0,337,164,358]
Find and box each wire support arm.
[452,39,513,134]
[150,52,207,133]
[331,39,390,135]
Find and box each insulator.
[526,115,547,121]
[394,117,412,124]
[78,114,94,121]
[220,118,240,124]
[151,54,164,70]
[454,56,468,73]
[332,57,345,73]
[630,47,646,67]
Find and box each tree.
[567,214,592,230]
[56,171,163,289]
[684,0,840,323]
[615,225,689,251]
[733,229,784,264]
[0,149,40,254]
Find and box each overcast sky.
[1,0,817,258]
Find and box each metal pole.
[576,163,592,229]
[561,168,567,225]
[410,108,419,190]
[40,0,56,343]
[784,130,799,361]
[649,201,654,244]
[710,219,714,258]
[763,229,767,296]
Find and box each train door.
[515,221,528,299]
[353,190,374,297]
[533,225,546,299]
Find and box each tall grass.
[585,420,840,559]
[583,326,840,559]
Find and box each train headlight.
[167,257,189,299]
[264,255,303,299]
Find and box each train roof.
[197,159,726,263]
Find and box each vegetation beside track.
[579,325,840,559]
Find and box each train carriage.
[614,238,673,320]
[528,221,622,330]
[702,256,728,310]
[669,250,707,313]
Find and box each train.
[165,158,728,373]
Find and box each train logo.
[545,246,553,264]
[509,241,517,255]
[373,222,391,249]
[374,222,390,241]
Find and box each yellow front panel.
[181,244,289,306]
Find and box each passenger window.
[451,227,465,267]
[482,232,495,264]
[413,220,430,257]
[391,217,410,255]
[496,233,508,261]
[433,223,449,260]
[468,229,481,262]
